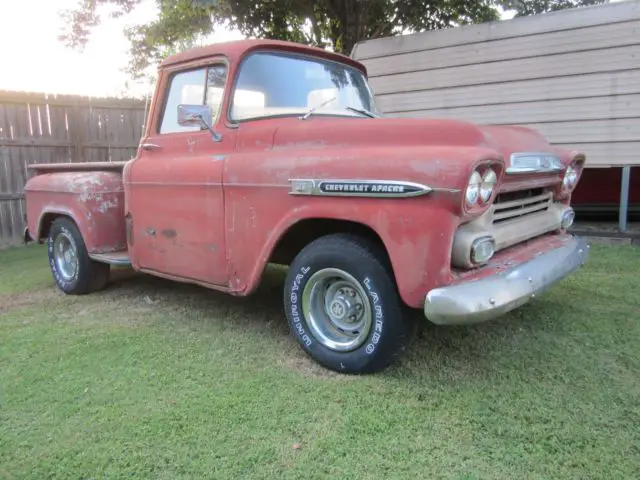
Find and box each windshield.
[230,52,379,121]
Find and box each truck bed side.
[24,162,127,254]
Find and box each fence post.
[69,97,85,162]
[618,166,631,232]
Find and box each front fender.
[229,195,459,309]
[224,143,504,307]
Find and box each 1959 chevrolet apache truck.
[24,39,589,373]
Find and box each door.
[128,61,234,286]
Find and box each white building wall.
[351,1,640,168]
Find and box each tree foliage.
[499,0,607,16]
[59,0,608,78]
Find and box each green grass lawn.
[1,243,639,479]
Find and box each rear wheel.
[284,234,409,374]
[47,217,110,295]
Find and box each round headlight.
[471,236,495,265]
[480,168,497,203]
[466,171,482,206]
[563,165,579,190]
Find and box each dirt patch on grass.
[0,288,62,315]
[276,341,361,380]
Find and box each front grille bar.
[493,191,552,223]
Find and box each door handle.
[140,143,161,151]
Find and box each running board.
[90,251,131,267]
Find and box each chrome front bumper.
[424,235,589,325]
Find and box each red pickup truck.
[24,39,589,373]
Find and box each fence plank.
[0,90,146,245]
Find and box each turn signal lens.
[561,209,575,229]
[480,168,497,203]
[471,236,495,265]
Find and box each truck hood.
[271,117,565,164]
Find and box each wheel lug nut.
[349,291,355,297]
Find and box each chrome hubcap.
[302,268,372,352]
[54,232,78,281]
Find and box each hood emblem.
[507,152,564,174]
[289,179,432,198]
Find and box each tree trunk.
[339,0,362,55]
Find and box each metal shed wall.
[351,1,640,169]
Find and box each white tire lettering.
[290,265,313,347]
[363,277,384,355]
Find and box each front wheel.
[47,217,110,295]
[284,234,409,374]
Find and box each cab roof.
[159,39,367,75]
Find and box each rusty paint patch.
[125,213,134,246]
[161,228,177,239]
[97,197,120,214]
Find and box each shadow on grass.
[103,265,569,379]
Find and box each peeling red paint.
[24,170,126,254]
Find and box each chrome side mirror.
[177,104,222,142]
[177,104,213,127]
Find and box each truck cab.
[24,39,589,374]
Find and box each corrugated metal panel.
[365,20,640,77]
[353,1,640,167]
[376,70,640,112]
[553,142,640,167]
[368,45,639,95]
[523,119,640,144]
[352,0,640,59]
[390,95,640,125]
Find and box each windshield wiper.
[345,106,378,118]
[300,96,337,120]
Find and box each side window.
[160,68,206,134]
[159,64,228,134]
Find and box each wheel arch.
[268,218,391,267]
[241,216,400,300]
[36,210,80,243]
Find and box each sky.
[0,1,512,99]
[0,0,243,98]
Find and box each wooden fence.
[0,90,147,246]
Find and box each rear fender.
[25,171,126,254]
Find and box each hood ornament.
[507,152,564,174]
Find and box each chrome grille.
[493,188,552,224]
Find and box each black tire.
[284,233,409,374]
[47,217,110,295]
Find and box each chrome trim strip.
[425,235,589,325]
[506,152,564,175]
[288,179,432,198]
